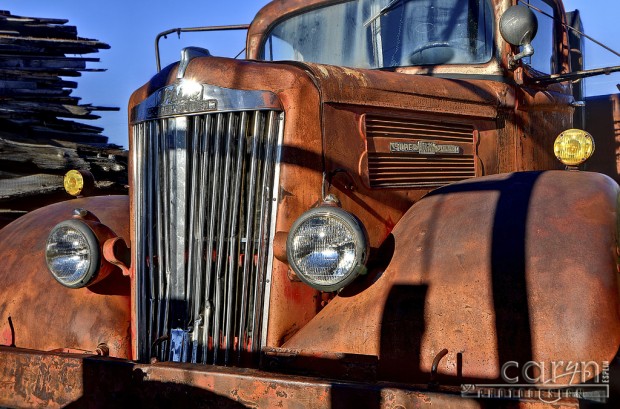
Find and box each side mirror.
[500,5,538,69]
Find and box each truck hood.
[130,57,514,120]
[300,62,515,119]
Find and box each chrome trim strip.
[131,83,283,123]
[132,124,146,360]
[260,112,285,348]
[251,111,277,353]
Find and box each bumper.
[0,346,582,409]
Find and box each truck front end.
[1,0,619,407]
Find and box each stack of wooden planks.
[0,10,127,228]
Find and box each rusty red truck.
[1,0,620,407]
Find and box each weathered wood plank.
[0,54,99,69]
[0,68,85,79]
[0,11,69,25]
[0,36,110,53]
[0,21,77,39]
[0,138,88,172]
[0,174,63,200]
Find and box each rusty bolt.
[73,208,88,218]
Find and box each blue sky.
[3,0,619,148]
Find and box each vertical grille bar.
[237,113,261,359]
[213,113,235,363]
[154,120,166,359]
[146,121,155,353]
[203,113,224,364]
[168,117,188,337]
[133,107,282,367]
[224,112,247,364]
[186,115,202,363]
[191,115,212,363]
[159,118,172,361]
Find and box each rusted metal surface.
[0,346,581,408]
[0,196,131,359]
[283,170,620,385]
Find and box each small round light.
[64,170,85,196]
[554,129,595,166]
[287,207,368,292]
[45,220,100,288]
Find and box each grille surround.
[131,82,283,366]
[364,114,476,188]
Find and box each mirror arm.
[531,65,620,85]
[509,44,534,69]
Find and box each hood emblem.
[389,141,461,155]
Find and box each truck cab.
[1,0,618,407]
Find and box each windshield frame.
[255,0,497,71]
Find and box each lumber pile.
[0,10,127,228]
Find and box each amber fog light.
[64,170,85,196]
[287,206,369,292]
[45,219,101,288]
[554,129,595,166]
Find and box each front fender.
[0,196,131,358]
[283,171,620,384]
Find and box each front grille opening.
[133,110,282,366]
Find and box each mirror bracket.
[509,43,535,69]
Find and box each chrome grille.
[132,107,283,366]
[365,115,475,188]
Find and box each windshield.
[260,0,494,69]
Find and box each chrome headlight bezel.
[287,206,369,292]
[45,219,101,288]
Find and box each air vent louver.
[365,115,476,188]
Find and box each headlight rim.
[45,219,101,289]
[287,206,369,292]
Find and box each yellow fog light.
[553,129,595,166]
[64,170,85,196]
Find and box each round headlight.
[287,206,369,292]
[45,219,101,288]
[554,129,595,166]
